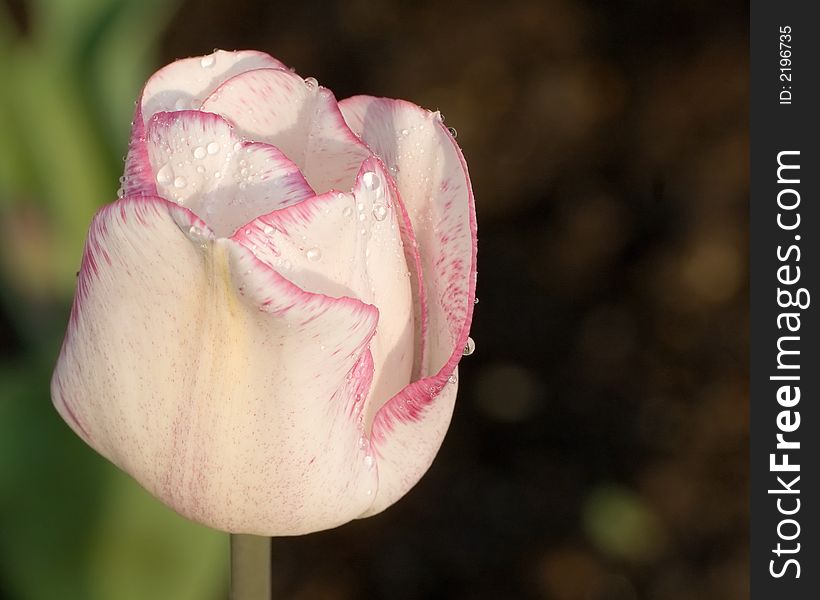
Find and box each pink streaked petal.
[146,110,314,237]
[201,69,371,193]
[52,195,383,534]
[234,157,415,436]
[123,50,288,198]
[339,96,477,515]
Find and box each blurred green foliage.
[0,1,228,598]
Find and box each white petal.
[234,157,414,431]
[201,69,371,193]
[141,50,287,121]
[339,97,477,514]
[124,50,287,199]
[145,110,315,237]
[52,196,382,535]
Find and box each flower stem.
[230,534,271,600]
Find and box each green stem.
[230,534,271,600]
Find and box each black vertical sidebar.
[751,1,820,598]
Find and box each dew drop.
[196,165,205,173]
[206,141,220,155]
[448,126,458,138]
[173,176,187,189]
[193,146,206,159]
[238,182,247,190]
[357,437,368,450]
[362,171,380,191]
[233,141,243,152]
[306,247,321,261]
[342,206,354,218]
[200,54,216,69]
[155,163,173,185]
[400,128,409,136]
[263,225,274,235]
[364,455,375,469]
[474,297,480,304]
[372,204,388,221]
[463,336,476,356]
[448,373,458,384]
[214,171,222,179]
[304,76,318,88]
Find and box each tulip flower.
[52,50,477,538]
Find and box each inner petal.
[201,69,371,194]
[233,158,413,433]
[141,50,287,123]
[146,110,315,237]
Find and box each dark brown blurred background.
[0,0,748,599]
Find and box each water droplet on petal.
[342,206,353,218]
[155,163,173,185]
[174,176,187,189]
[206,141,220,155]
[463,336,476,356]
[358,212,366,222]
[448,126,458,138]
[263,225,274,235]
[193,146,206,159]
[474,297,480,304]
[364,455,375,469]
[372,204,388,221]
[304,76,318,88]
[448,373,458,384]
[357,436,368,450]
[400,129,409,136]
[362,171,380,191]
[306,247,321,261]
[200,54,216,68]
[196,165,205,173]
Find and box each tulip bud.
[52,50,477,535]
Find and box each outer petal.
[146,110,314,236]
[51,196,381,535]
[201,69,371,194]
[339,97,477,515]
[123,50,287,198]
[234,157,415,432]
